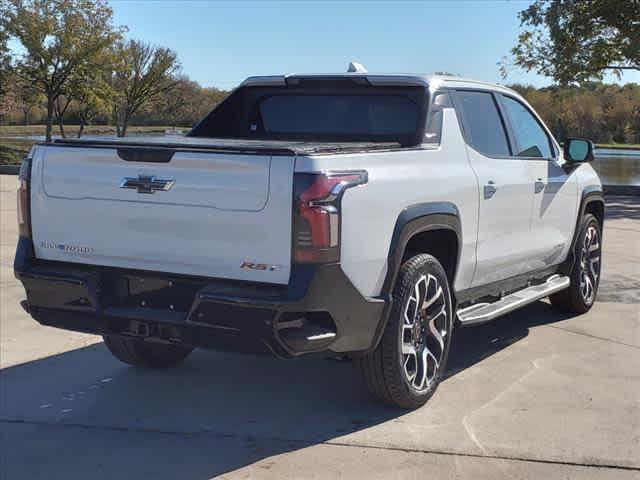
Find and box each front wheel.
[103,336,194,368]
[550,213,602,313]
[355,254,454,409]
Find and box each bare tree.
[111,39,180,137]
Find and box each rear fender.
[368,202,461,351]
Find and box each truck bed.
[52,136,402,156]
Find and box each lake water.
[3,135,640,186]
[593,148,640,186]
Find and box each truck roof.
[240,72,521,97]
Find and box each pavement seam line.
[1,418,638,472]
[544,324,640,350]
[604,226,640,233]
[322,439,640,473]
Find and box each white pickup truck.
[15,71,604,409]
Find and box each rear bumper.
[14,237,385,357]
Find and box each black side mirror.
[564,138,595,164]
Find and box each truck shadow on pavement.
[0,300,576,478]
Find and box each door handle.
[484,181,497,199]
[534,178,546,194]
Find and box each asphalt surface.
[1,175,639,479]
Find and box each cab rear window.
[189,83,428,146]
[258,94,419,137]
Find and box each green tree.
[111,39,180,137]
[53,50,113,137]
[507,82,640,144]
[0,0,12,106]
[15,76,43,125]
[507,0,640,84]
[73,70,114,137]
[6,0,122,141]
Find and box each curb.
[602,185,640,196]
[596,144,640,151]
[0,165,19,175]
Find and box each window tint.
[259,95,418,136]
[456,91,510,157]
[502,96,553,158]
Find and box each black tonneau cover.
[52,136,401,156]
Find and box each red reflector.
[298,205,332,248]
[17,158,32,239]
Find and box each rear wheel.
[103,336,193,368]
[550,213,602,313]
[355,254,453,409]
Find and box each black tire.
[355,254,454,409]
[550,213,602,314]
[103,336,193,368]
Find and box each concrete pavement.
[1,175,639,479]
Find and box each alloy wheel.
[401,274,449,391]
[579,225,601,305]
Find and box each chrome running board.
[457,274,570,326]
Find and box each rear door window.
[455,90,511,157]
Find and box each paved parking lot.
[1,174,639,479]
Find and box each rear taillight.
[293,171,367,263]
[17,158,32,239]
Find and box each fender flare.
[560,185,605,274]
[369,202,462,351]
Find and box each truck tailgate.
[30,145,294,284]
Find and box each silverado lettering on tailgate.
[40,241,94,255]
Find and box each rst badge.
[240,261,281,272]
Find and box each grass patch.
[596,143,640,150]
[0,124,190,165]
[0,138,34,165]
[0,124,187,136]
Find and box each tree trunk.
[55,97,71,138]
[113,104,125,137]
[78,119,85,138]
[120,114,130,137]
[45,96,55,143]
[57,114,66,138]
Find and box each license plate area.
[114,274,202,313]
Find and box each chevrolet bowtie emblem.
[120,175,175,194]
